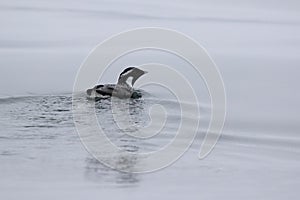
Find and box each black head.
[117,67,147,87]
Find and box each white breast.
[126,76,133,87]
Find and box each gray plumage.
[86,67,147,99]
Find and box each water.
[0,91,300,199]
[1,0,300,199]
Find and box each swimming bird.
[86,67,147,99]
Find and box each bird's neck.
[118,76,134,87]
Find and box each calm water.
[0,91,300,199]
[1,0,300,199]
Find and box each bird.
[86,67,148,99]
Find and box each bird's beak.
[143,71,148,74]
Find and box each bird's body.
[86,67,147,99]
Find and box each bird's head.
[117,67,147,87]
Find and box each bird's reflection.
[85,157,140,187]
[83,96,148,186]
[95,97,148,138]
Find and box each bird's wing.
[95,84,115,96]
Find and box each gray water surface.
[0,92,300,199]
[1,0,300,199]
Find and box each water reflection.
[72,94,145,178]
[73,91,184,173]
[85,157,140,187]
[95,97,148,130]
